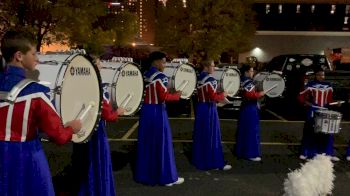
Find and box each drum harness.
[0,79,37,104]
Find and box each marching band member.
[298,68,339,161]
[0,31,82,196]
[235,64,264,161]
[70,55,125,196]
[134,51,184,186]
[192,59,232,171]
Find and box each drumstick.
[263,83,278,94]
[225,81,234,91]
[312,105,327,110]
[329,101,345,105]
[77,101,96,120]
[177,80,189,92]
[121,93,133,108]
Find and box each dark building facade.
[254,2,350,31]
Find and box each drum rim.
[171,62,197,99]
[254,71,285,98]
[214,67,240,98]
[111,61,144,116]
[60,53,103,143]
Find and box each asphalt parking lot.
[46,103,350,196]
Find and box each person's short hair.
[240,64,252,74]
[1,30,35,63]
[200,59,214,69]
[148,51,166,64]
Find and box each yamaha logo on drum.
[121,70,139,77]
[180,67,194,73]
[70,67,91,76]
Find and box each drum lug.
[54,86,62,95]
[62,61,70,66]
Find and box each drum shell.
[163,63,197,99]
[28,53,102,143]
[314,110,342,134]
[99,61,144,116]
[253,72,285,98]
[212,67,240,98]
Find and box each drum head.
[221,68,240,97]
[113,63,143,115]
[60,55,102,143]
[255,72,285,98]
[174,64,196,99]
[263,73,285,98]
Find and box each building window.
[265,4,270,14]
[311,5,315,13]
[278,4,282,14]
[331,5,336,15]
[296,4,301,14]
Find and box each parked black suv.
[266,54,332,100]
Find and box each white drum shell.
[99,61,144,116]
[254,72,285,98]
[212,68,240,97]
[314,110,342,134]
[34,54,102,143]
[163,63,197,99]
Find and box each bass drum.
[254,72,285,98]
[163,63,197,99]
[212,67,240,98]
[99,61,144,116]
[27,53,102,143]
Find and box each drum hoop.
[217,68,238,86]
[111,61,144,115]
[221,68,241,97]
[172,63,197,97]
[59,54,103,143]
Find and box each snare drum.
[314,110,342,134]
[254,72,285,98]
[27,53,102,143]
[212,67,240,97]
[163,63,197,99]
[99,61,144,116]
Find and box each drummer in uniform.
[134,51,184,186]
[70,54,125,196]
[298,68,339,161]
[192,59,232,170]
[0,31,82,196]
[235,64,265,161]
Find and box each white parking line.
[108,138,349,147]
[121,121,139,140]
[118,117,350,123]
[265,109,288,121]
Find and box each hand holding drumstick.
[65,120,82,134]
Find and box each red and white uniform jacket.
[241,76,264,102]
[101,83,118,121]
[197,72,225,103]
[298,80,334,119]
[0,66,73,145]
[143,66,180,104]
[298,80,334,108]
